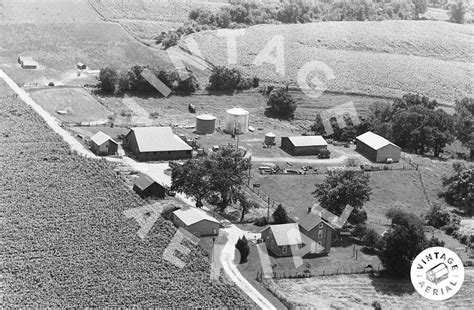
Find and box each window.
[318,241,322,246]
[318,230,323,239]
[319,223,323,229]
[282,246,287,253]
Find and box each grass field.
[30,88,111,123]
[183,20,473,103]
[272,269,474,309]
[0,81,254,307]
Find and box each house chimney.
[307,206,312,214]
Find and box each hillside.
[0,81,253,307]
[182,20,473,103]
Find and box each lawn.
[271,269,474,309]
[182,20,473,103]
[30,88,111,123]
[0,80,254,307]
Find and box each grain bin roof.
[173,208,219,226]
[196,114,216,120]
[288,135,327,147]
[226,107,249,115]
[129,127,192,153]
[265,132,276,137]
[266,223,302,246]
[356,131,399,150]
[90,131,117,146]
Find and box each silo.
[264,132,276,145]
[195,114,216,134]
[225,107,249,134]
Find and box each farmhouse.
[261,223,304,257]
[296,213,334,254]
[281,135,327,156]
[355,131,401,163]
[90,131,118,156]
[133,174,167,198]
[123,127,192,161]
[173,208,220,237]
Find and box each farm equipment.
[188,104,196,113]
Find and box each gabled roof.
[173,208,219,226]
[311,204,339,227]
[133,174,161,191]
[356,131,400,150]
[287,135,327,147]
[265,223,302,246]
[128,127,192,153]
[296,213,324,232]
[91,131,117,146]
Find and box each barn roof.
[128,127,192,153]
[133,174,162,191]
[173,208,219,226]
[266,223,302,246]
[90,131,117,146]
[356,131,400,150]
[287,135,327,147]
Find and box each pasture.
[272,269,474,309]
[183,20,473,103]
[30,88,111,123]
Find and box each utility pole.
[267,197,270,223]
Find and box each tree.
[362,228,382,250]
[378,211,426,275]
[208,66,242,91]
[425,203,451,228]
[454,97,473,158]
[312,170,371,224]
[99,67,118,93]
[235,191,259,222]
[235,236,250,263]
[272,204,289,224]
[171,158,213,208]
[266,87,297,119]
[449,0,467,24]
[412,0,428,19]
[442,163,474,216]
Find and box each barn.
[281,135,327,156]
[295,213,334,254]
[123,127,192,161]
[261,223,304,257]
[173,208,220,237]
[356,131,401,163]
[133,174,167,198]
[90,131,118,156]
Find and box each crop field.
[183,21,473,103]
[30,88,111,123]
[0,82,253,307]
[272,269,474,309]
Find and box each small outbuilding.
[281,135,327,156]
[90,131,118,156]
[19,57,38,69]
[123,126,192,161]
[261,223,304,257]
[355,131,400,163]
[173,208,220,237]
[77,62,86,70]
[133,174,167,198]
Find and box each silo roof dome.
[226,107,249,115]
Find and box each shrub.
[349,209,368,226]
[161,206,181,221]
[235,236,250,263]
[266,87,297,119]
[449,0,468,24]
[272,204,289,224]
[442,221,460,235]
[353,223,367,239]
[162,32,180,49]
[363,228,381,249]
[208,66,242,91]
[254,216,269,226]
[425,236,445,247]
[425,204,451,228]
[372,300,382,310]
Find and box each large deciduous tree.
[99,67,119,93]
[454,97,473,159]
[442,163,473,216]
[312,170,371,224]
[266,87,297,119]
[449,0,468,24]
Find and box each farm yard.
[0,80,254,307]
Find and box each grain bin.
[195,114,216,134]
[225,107,249,134]
[264,132,276,145]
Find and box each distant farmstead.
[355,131,400,163]
[133,174,167,198]
[90,131,118,156]
[123,127,192,161]
[173,208,220,237]
[18,56,38,69]
[281,135,327,156]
